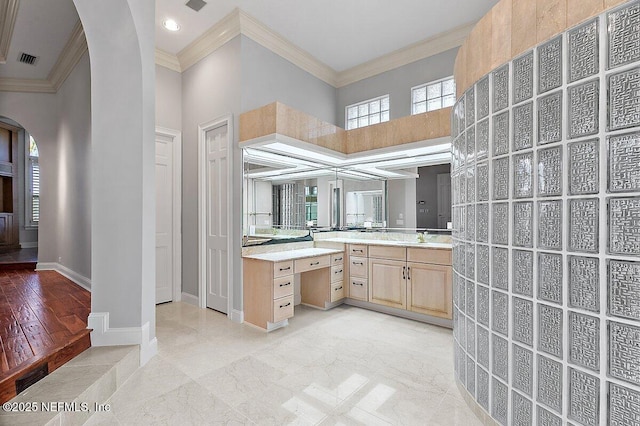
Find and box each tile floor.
[87,302,481,425]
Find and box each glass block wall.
[451,2,640,425]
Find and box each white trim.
[181,292,199,307]
[49,20,88,90]
[35,262,92,291]
[155,126,183,304]
[0,78,55,93]
[198,115,234,315]
[0,0,19,63]
[20,241,38,248]
[230,309,244,324]
[155,48,181,73]
[87,313,158,366]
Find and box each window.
[412,77,456,114]
[345,95,390,130]
[26,135,39,227]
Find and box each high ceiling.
[0,0,499,81]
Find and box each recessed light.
[163,19,180,32]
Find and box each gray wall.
[416,164,451,229]
[336,48,458,127]
[156,65,182,131]
[387,175,417,229]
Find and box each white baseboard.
[36,262,91,291]
[88,312,158,366]
[181,292,199,306]
[230,309,244,323]
[20,242,38,248]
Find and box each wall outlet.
[58,257,62,263]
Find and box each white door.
[156,133,174,303]
[437,173,452,229]
[204,123,229,313]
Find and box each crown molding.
[0,78,55,93]
[155,48,181,72]
[49,20,88,91]
[0,0,19,63]
[334,21,475,88]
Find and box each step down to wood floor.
[0,262,37,271]
[0,345,139,426]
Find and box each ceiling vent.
[185,0,207,12]
[18,52,38,66]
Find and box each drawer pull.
[334,257,343,261]
[310,261,320,266]
[334,286,343,291]
[403,266,406,280]
[353,282,364,286]
[407,266,411,280]
[279,282,291,287]
[279,302,291,308]
[335,269,343,274]
[353,261,364,265]
[352,249,363,253]
[279,266,291,271]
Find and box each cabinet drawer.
[349,256,367,277]
[349,277,368,300]
[349,244,368,257]
[273,275,294,299]
[331,265,344,283]
[331,281,345,302]
[368,245,406,261]
[407,247,452,266]
[273,260,294,278]
[272,295,294,323]
[331,253,345,265]
[295,255,330,273]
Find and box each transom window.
[411,77,456,114]
[345,95,390,130]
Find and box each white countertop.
[319,238,452,249]
[243,247,344,262]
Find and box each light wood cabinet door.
[368,258,406,309]
[407,262,452,319]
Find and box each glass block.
[492,377,509,426]
[428,83,442,99]
[477,119,490,159]
[568,18,599,83]
[466,355,476,395]
[458,272,466,313]
[443,79,455,96]
[466,243,475,280]
[513,201,533,248]
[608,68,640,131]
[569,368,600,426]
[513,102,534,151]
[452,101,461,138]
[477,325,490,368]
[513,250,533,297]
[477,76,490,120]
[369,100,380,113]
[466,316,476,355]
[477,203,489,243]
[569,256,600,313]
[538,91,563,145]
[493,333,509,381]
[380,110,389,122]
[537,354,563,414]
[477,244,489,285]
[569,311,600,371]
[609,131,640,192]
[466,86,475,126]
[568,139,599,195]
[460,315,467,349]
[466,279,476,320]
[477,285,490,326]
[460,130,468,166]
[538,252,563,304]
[607,1,640,69]
[380,96,389,111]
[569,198,599,253]
[512,391,533,426]
[413,86,427,103]
[492,247,508,290]
[608,197,640,256]
[369,113,380,125]
[609,382,640,426]
[466,126,476,166]
[492,202,509,245]
[477,367,489,411]
[358,103,369,116]
[477,162,489,202]
[513,297,533,346]
[514,152,533,199]
[347,106,358,119]
[492,290,509,336]
[358,116,369,128]
[493,157,510,200]
[537,146,563,197]
[493,65,510,112]
[538,35,562,94]
[568,79,599,139]
[456,340,466,384]
[538,303,563,358]
[347,119,357,130]
[538,200,563,251]
[609,259,640,321]
[513,344,533,396]
[493,112,510,156]
[467,184,476,232]
[443,95,455,107]
[513,51,534,104]
[428,98,441,111]
[538,405,562,426]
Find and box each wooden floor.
[0,269,91,403]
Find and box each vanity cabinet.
[243,258,295,329]
[368,258,406,309]
[347,244,368,301]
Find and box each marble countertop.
[319,238,452,250]
[243,247,344,262]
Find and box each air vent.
[185,0,207,12]
[18,52,38,66]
